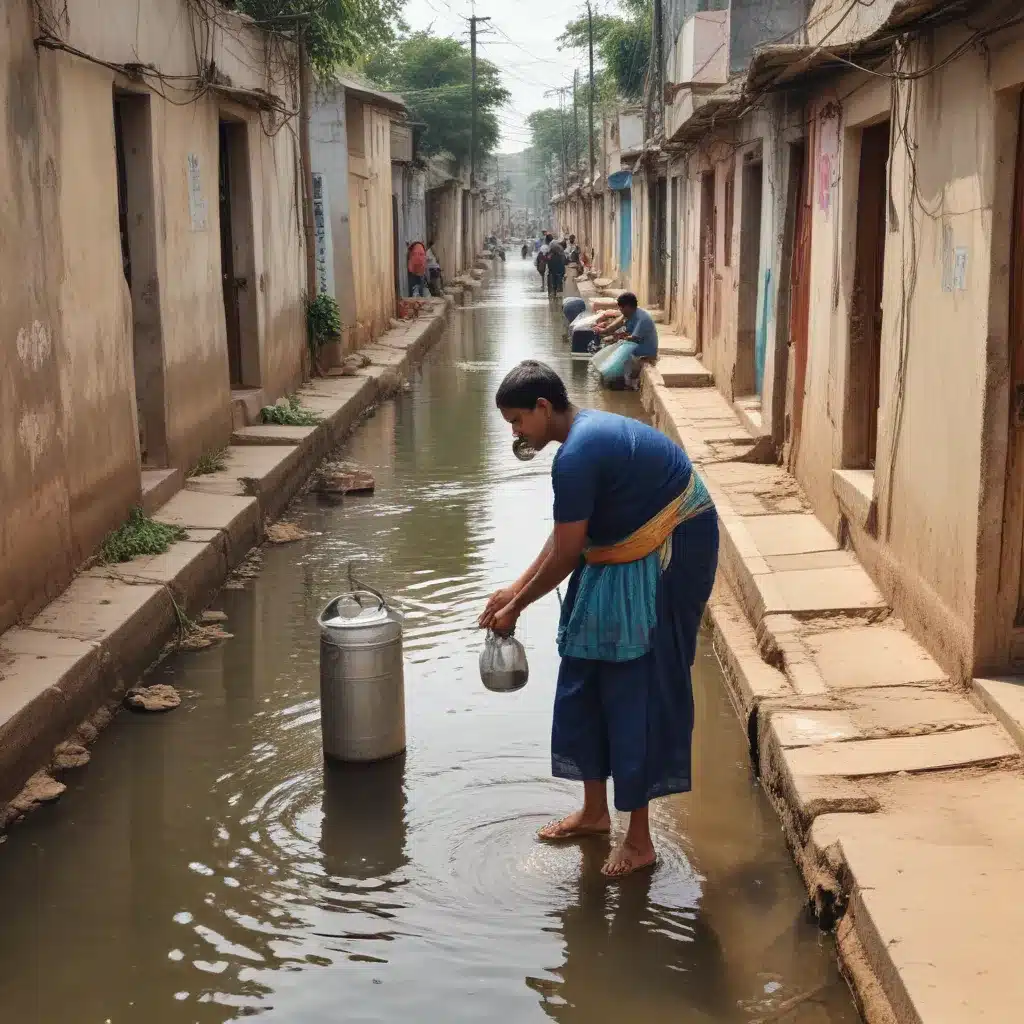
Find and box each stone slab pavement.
[642,366,1024,1024]
[0,294,456,814]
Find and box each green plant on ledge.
[100,508,187,564]
[307,292,342,374]
[261,395,322,427]
[190,446,229,477]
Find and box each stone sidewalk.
[0,295,455,818]
[641,366,1024,1024]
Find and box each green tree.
[230,0,405,77]
[526,106,578,184]
[557,0,651,101]
[365,32,509,168]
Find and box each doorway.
[737,158,764,397]
[843,120,891,469]
[698,171,717,355]
[392,193,402,300]
[114,90,167,468]
[650,176,667,307]
[668,176,680,320]
[218,118,259,390]
[786,141,812,470]
[619,190,632,276]
[1008,93,1024,635]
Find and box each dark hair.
[617,291,639,309]
[545,233,553,243]
[495,361,570,412]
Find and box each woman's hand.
[479,586,518,629]
[489,601,521,637]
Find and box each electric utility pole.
[469,14,491,190]
[572,69,580,176]
[558,90,568,195]
[587,0,595,183]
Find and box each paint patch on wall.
[15,321,52,372]
[817,104,841,217]
[187,154,208,231]
[941,222,969,292]
[312,173,334,297]
[17,404,55,470]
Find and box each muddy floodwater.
[0,261,859,1023]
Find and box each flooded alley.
[0,262,858,1023]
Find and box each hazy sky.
[400,0,594,153]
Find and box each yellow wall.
[348,104,396,344]
[786,18,1024,678]
[0,0,304,631]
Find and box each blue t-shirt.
[552,410,692,545]
[624,308,659,358]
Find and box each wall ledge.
[833,468,876,533]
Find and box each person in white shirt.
[426,240,442,296]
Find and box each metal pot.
[512,437,537,462]
[318,590,406,762]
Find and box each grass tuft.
[260,396,322,427]
[190,446,229,477]
[100,508,187,564]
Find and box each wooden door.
[848,121,890,468]
[698,172,716,354]
[219,122,242,389]
[787,142,812,471]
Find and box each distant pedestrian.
[426,240,442,296]
[547,240,566,297]
[407,240,427,297]
[536,233,553,288]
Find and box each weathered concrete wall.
[0,0,304,633]
[729,0,807,73]
[1,1,76,633]
[348,102,397,343]
[672,98,799,432]
[311,83,357,328]
[805,0,898,46]
[789,16,1022,680]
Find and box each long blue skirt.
[551,509,719,811]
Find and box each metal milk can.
[318,587,406,763]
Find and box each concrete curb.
[646,369,1024,1024]
[0,295,455,817]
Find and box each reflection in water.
[320,756,409,881]
[0,263,857,1024]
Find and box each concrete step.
[230,388,266,429]
[140,468,182,515]
[659,332,697,357]
[657,354,713,388]
[973,676,1024,753]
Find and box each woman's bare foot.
[601,839,657,878]
[537,809,611,842]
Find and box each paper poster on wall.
[312,173,335,298]
[187,153,207,231]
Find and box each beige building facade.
[1,0,306,633]
[655,0,1024,682]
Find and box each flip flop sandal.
[600,848,658,879]
[536,818,611,842]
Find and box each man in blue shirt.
[479,361,718,879]
[596,291,659,390]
